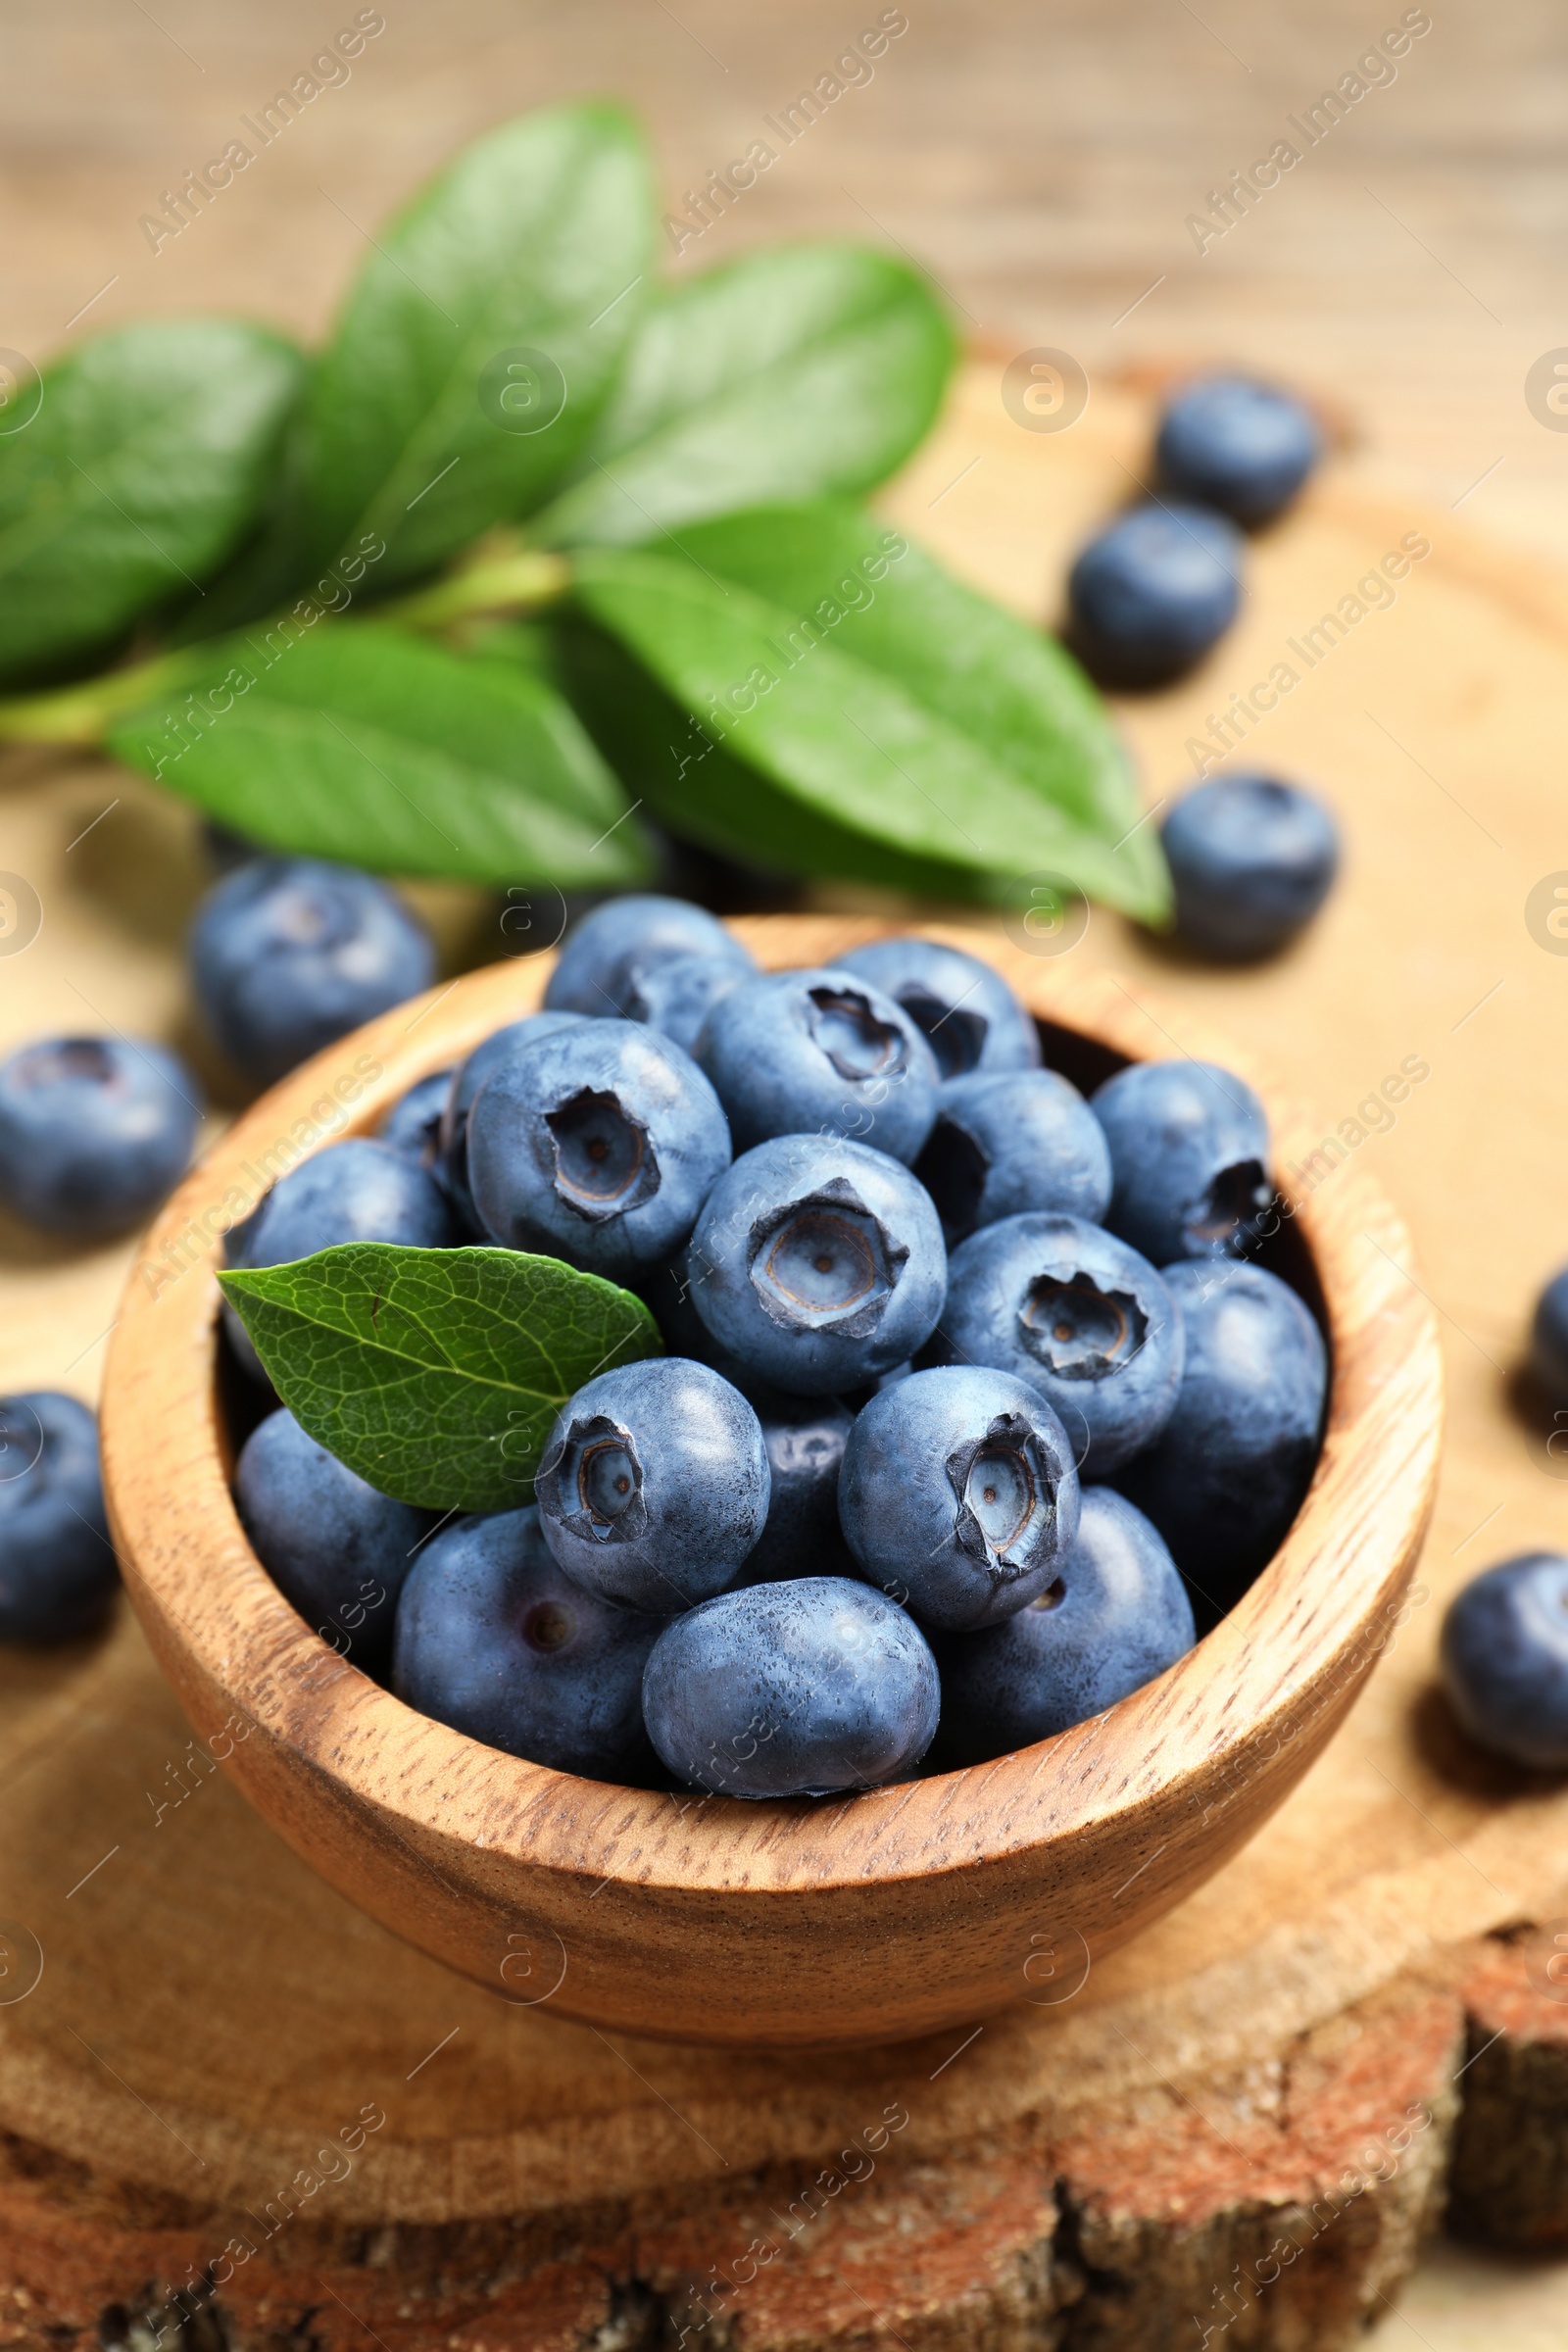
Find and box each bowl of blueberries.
[96,891,1442,2047]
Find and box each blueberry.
[696,966,939,1163]
[835,939,1041,1081]
[0,1393,116,1642]
[189,858,435,1084]
[914,1069,1112,1246]
[1530,1268,1568,1403]
[624,954,750,1055]
[1161,776,1340,961]
[840,1366,1079,1631]
[1091,1058,1273,1264]
[536,1357,769,1614]
[1067,503,1244,689]
[544,895,753,1017]
[467,1020,730,1282]
[688,1134,947,1396]
[925,1213,1183,1478]
[1441,1555,1568,1770]
[235,1407,428,1674]
[376,1069,453,1172]
[392,1504,660,1780]
[1155,374,1322,529]
[439,1011,585,1232]
[930,1487,1195,1763]
[0,1037,200,1238]
[1116,1260,1326,1614]
[642,1577,939,1796]
[730,1388,857,1587]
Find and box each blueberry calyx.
[1020,1272,1147,1380]
[946,1410,1058,1574]
[538,1413,648,1545]
[748,1179,906,1337]
[896,987,988,1079]
[1182,1156,1272,1253]
[545,1087,659,1220]
[804,987,906,1082]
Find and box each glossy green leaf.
[220,1244,662,1512]
[533,244,955,548]
[0,320,305,685]
[303,105,653,585]
[107,621,651,887]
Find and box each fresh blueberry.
[235,1407,428,1674]
[1116,1260,1326,1615]
[1161,776,1340,961]
[835,939,1041,1081]
[536,1357,769,1615]
[544,895,754,1017]
[466,1020,730,1282]
[624,954,750,1056]
[840,1365,1079,1631]
[190,858,435,1085]
[393,1504,660,1780]
[925,1213,1183,1478]
[439,1011,585,1232]
[729,1388,857,1587]
[1155,374,1322,529]
[642,1577,939,1796]
[1441,1555,1568,1770]
[1067,503,1244,689]
[1530,1268,1568,1403]
[930,1486,1195,1763]
[696,966,940,1163]
[914,1069,1112,1246]
[688,1134,947,1396]
[0,1393,116,1642]
[376,1069,453,1172]
[0,1037,201,1238]
[1091,1058,1274,1264]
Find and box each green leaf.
[533,244,955,548]
[571,502,1169,919]
[302,105,654,586]
[220,1244,662,1512]
[0,319,305,685]
[106,621,652,887]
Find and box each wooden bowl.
[100,916,1443,2050]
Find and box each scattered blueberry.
[840,1365,1079,1631]
[930,1487,1195,1763]
[914,1069,1112,1246]
[835,939,1041,1081]
[0,1393,116,1642]
[393,1504,660,1780]
[697,966,940,1163]
[1530,1268,1568,1405]
[1155,374,1322,530]
[467,1019,730,1282]
[1161,776,1340,961]
[1117,1260,1326,1616]
[0,1037,201,1239]
[537,1357,769,1614]
[376,1068,453,1172]
[1067,503,1244,689]
[926,1213,1183,1478]
[544,895,753,1017]
[623,954,751,1056]
[439,1010,585,1231]
[730,1388,857,1587]
[688,1134,947,1396]
[1441,1554,1568,1770]
[1091,1058,1273,1264]
[642,1577,940,1795]
[190,857,435,1084]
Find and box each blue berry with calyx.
[729,1388,857,1587]
[1161,776,1340,961]
[914,1069,1112,1247]
[688,1134,947,1396]
[189,858,435,1085]
[835,938,1041,1081]
[235,1407,429,1675]
[1091,1058,1273,1264]
[925,1213,1183,1479]
[839,1365,1079,1631]
[641,1577,939,1796]
[0,1036,201,1239]
[1155,374,1322,529]
[536,1357,769,1615]
[544,894,754,1017]
[466,1020,730,1282]
[376,1068,453,1173]
[439,1010,585,1232]
[1067,503,1243,689]
[1441,1555,1568,1771]
[696,966,940,1163]
[1530,1268,1568,1404]
[623,953,750,1056]
[930,1486,1195,1763]
[393,1504,661,1781]
[0,1392,116,1642]
[1116,1260,1326,1617]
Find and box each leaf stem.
[0,649,208,745]
[377,550,574,632]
